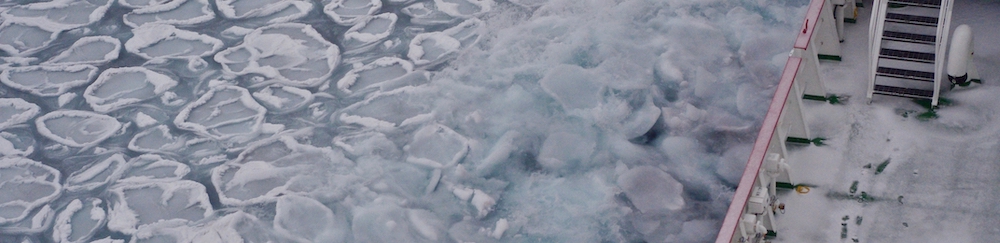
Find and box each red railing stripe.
[795,0,827,49]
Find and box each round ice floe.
[336,57,413,94]
[352,201,446,242]
[443,18,483,48]
[217,0,313,20]
[52,198,107,243]
[124,24,223,60]
[0,157,61,225]
[617,166,685,212]
[408,32,461,66]
[323,0,382,26]
[0,130,36,157]
[274,195,348,242]
[43,36,121,66]
[1,0,114,30]
[338,86,435,130]
[119,154,190,183]
[0,98,40,130]
[122,0,216,28]
[211,136,355,206]
[434,0,493,18]
[0,204,55,235]
[539,64,604,111]
[106,180,214,235]
[405,123,469,168]
[128,125,184,154]
[174,85,267,141]
[342,13,398,55]
[214,23,341,88]
[129,211,273,243]
[0,65,99,97]
[509,0,548,7]
[84,67,178,113]
[118,0,175,9]
[36,110,122,148]
[0,22,59,56]
[65,153,128,193]
[400,2,457,26]
[251,85,313,114]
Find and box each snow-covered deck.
[775,0,1000,242]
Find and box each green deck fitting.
[818,54,842,61]
[856,216,863,225]
[849,181,858,194]
[776,182,796,189]
[803,94,846,105]
[766,230,777,239]
[803,94,827,101]
[875,159,890,174]
[787,137,811,144]
[856,2,864,7]
[845,18,857,23]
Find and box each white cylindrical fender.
[947,25,974,82]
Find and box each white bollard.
[833,0,846,42]
[948,24,979,86]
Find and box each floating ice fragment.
[338,86,434,130]
[65,153,127,192]
[122,0,215,28]
[251,85,313,114]
[119,154,190,183]
[118,0,174,9]
[0,65,98,97]
[274,195,347,242]
[434,0,493,18]
[471,189,495,218]
[36,110,122,148]
[401,2,458,26]
[124,24,223,60]
[84,67,178,113]
[352,201,446,242]
[336,57,413,94]
[217,0,312,20]
[174,85,267,141]
[539,65,604,111]
[52,198,106,243]
[443,18,483,48]
[134,112,157,128]
[129,211,275,243]
[0,98,40,130]
[617,166,685,212]
[43,36,121,66]
[0,157,61,225]
[622,97,661,139]
[405,123,469,168]
[0,204,55,235]
[408,32,461,66]
[509,0,548,7]
[0,22,59,56]
[214,23,341,88]
[492,218,508,239]
[342,13,397,55]
[1,0,113,30]
[537,131,596,172]
[128,125,183,154]
[0,131,35,157]
[323,0,382,26]
[106,180,214,235]
[90,237,123,243]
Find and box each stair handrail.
[867,0,889,102]
[932,0,955,107]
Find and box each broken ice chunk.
[0,65,99,97]
[1,0,114,30]
[0,98,40,131]
[408,32,461,66]
[338,86,434,130]
[174,85,267,141]
[470,189,495,218]
[434,0,493,18]
[0,157,61,225]
[214,23,341,88]
[342,13,398,55]
[129,211,275,243]
[216,0,313,20]
[43,36,121,66]
[106,180,214,235]
[509,0,547,7]
[84,67,178,113]
[0,22,59,56]
[323,0,382,26]
[124,24,223,60]
[352,201,446,242]
[443,18,483,48]
[35,110,122,148]
[336,57,413,94]
[119,154,190,183]
[90,237,123,243]
[122,0,215,28]
[537,131,596,172]
[621,97,661,139]
[617,166,685,212]
[405,123,469,168]
[52,198,106,243]
[251,85,314,114]
[539,65,604,111]
[128,125,184,154]
[400,2,457,26]
[0,131,36,157]
[118,0,175,9]
[64,153,127,192]
[274,195,347,242]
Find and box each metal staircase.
[868,0,954,106]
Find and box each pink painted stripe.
[795,0,827,49]
[715,56,802,243]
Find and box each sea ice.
[508,0,547,7]
[251,85,314,114]
[52,198,106,243]
[128,125,184,154]
[352,200,447,242]
[0,65,98,97]
[322,0,382,26]
[539,64,604,111]
[43,36,121,66]
[214,23,341,88]
[273,195,348,243]
[336,57,413,94]
[35,110,122,148]
[0,98,40,131]
[401,2,458,26]
[443,18,483,48]
[618,166,685,213]
[342,13,398,55]
[122,0,215,28]
[0,131,35,157]
[537,131,596,172]
[124,24,223,60]
[434,0,493,18]
[405,123,469,168]
[174,85,267,141]
[0,204,55,235]
[64,153,127,192]
[408,32,462,66]
[216,0,313,20]
[106,180,214,235]
[128,211,276,243]
[0,22,58,56]
[84,67,178,113]
[337,85,435,130]
[119,154,190,183]
[1,0,113,30]
[0,157,61,225]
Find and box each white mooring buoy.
[947,24,980,86]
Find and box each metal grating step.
[873,85,934,99]
[882,31,936,45]
[879,48,935,63]
[885,13,939,27]
[888,0,941,8]
[876,67,936,82]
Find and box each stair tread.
[873,85,934,98]
[885,13,939,26]
[876,67,935,81]
[879,48,935,62]
[888,0,941,7]
[882,31,936,45]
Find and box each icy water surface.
[0,0,807,242]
